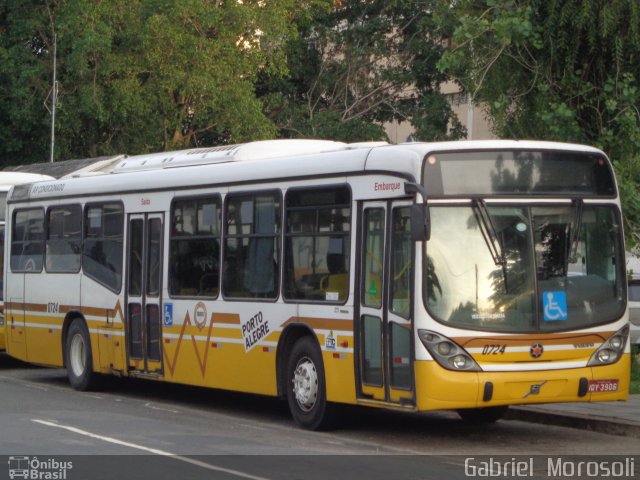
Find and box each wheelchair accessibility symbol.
[543,291,567,321]
[163,303,173,327]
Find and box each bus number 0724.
[482,344,506,355]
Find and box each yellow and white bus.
[0,172,54,351]
[3,139,630,429]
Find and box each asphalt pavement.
[1,350,638,440]
[508,394,640,438]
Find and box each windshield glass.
[426,204,624,332]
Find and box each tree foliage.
[0,1,466,165]
[0,0,308,164]
[263,0,465,142]
[439,0,640,250]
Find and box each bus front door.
[125,213,164,375]
[357,200,414,405]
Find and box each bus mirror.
[410,203,430,242]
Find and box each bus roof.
[0,172,55,191]
[112,139,603,173]
[111,139,354,173]
[8,139,607,203]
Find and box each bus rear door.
[125,213,164,375]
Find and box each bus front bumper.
[414,354,630,411]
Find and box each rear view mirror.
[410,203,430,242]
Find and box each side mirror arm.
[404,182,428,200]
[404,182,431,241]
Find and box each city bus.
[0,172,54,351]
[3,139,630,429]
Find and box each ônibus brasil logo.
[8,456,73,480]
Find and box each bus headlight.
[608,335,622,350]
[418,330,481,372]
[451,355,470,370]
[436,341,455,356]
[587,325,629,367]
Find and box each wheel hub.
[292,357,318,411]
[69,333,86,377]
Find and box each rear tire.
[65,319,96,391]
[457,406,509,423]
[286,336,334,430]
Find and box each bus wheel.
[457,406,509,423]
[65,320,96,391]
[286,336,331,430]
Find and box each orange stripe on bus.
[281,317,353,332]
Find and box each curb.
[506,407,640,439]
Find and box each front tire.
[65,319,96,391]
[286,336,332,430]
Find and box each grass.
[631,345,640,394]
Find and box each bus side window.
[223,192,281,299]
[46,204,82,273]
[284,186,351,303]
[169,196,221,297]
[11,208,45,272]
[82,203,123,292]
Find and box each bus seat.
[199,273,218,295]
[320,273,348,301]
[320,251,348,301]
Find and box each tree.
[0,0,308,165]
[0,1,54,165]
[262,0,465,142]
[438,0,640,250]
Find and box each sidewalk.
[507,395,640,438]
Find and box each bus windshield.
[425,204,625,332]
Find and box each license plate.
[587,379,619,393]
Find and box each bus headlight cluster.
[587,325,629,367]
[418,330,481,372]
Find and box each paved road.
[1,354,638,480]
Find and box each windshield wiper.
[472,199,505,267]
[568,198,584,266]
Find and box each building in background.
[384,81,495,144]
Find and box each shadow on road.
[3,356,538,442]
[28,368,509,439]
[0,352,45,369]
